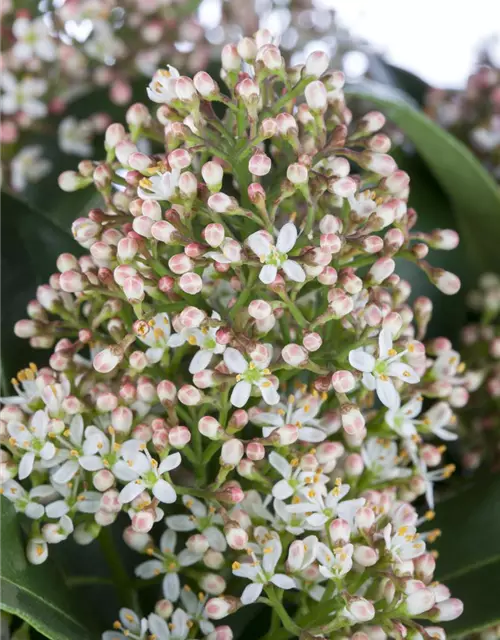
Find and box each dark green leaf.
[430,475,500,637]
[0,497,97,640]
[347,82,500,275]
[1,191,83,384]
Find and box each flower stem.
[98,526,136,609]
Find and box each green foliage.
[431,475,500,637]
[0,497,97,640]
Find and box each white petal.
[230,380,251,408]
[204,526,227,551]
[378,327,393,357]
[224,348,248,374]
[277,223,298,253]
[79,455,104,471]
[153,479,176,503]
[135,559,163,579]
[272,479,294,500]
[119,480,146,504]
[362,372,376,390]
[158,452,181,474]
[376,378,400,409]
[165,515,196,532]
[269,451,291,479]
[163,572,180,601]
[259,381,280,405]
[349,349,376,373]
[178,548,203,566]
[25,503,44,519]
[189,349,213,374]
[40,442,56,460]
[240,582,264,605]
[259,264,278,284]
[297,426,326,443]
[271,574,296,590]
[160,528,177,553]
[247,232,272,258]
[282,260,306,283]
[387,362,420,384]
[52,460,79,484]
[46,500,69,518]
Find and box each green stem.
[264,586,302,637]
[98,527,136,609]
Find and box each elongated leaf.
[430,475,500,637]
[347,82,500,275]
[0,497,97,640]
[1,191,83,384]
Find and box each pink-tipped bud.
[305,51,330,77]
[303,332,322,352]
[304,80,328,111]
[168,426,191,449]
[193,71,219,97]
[179,272,203,295]
[178,385,202,406]
[246,442,265,461]
[225,525,248,550]
[341,404,365,436]
[105,123,126,149]
[221,439,244,466]
[287,163,308,185]
[434,270,461,295]
[203,223,225,248]
[281,343,308,366]
[132,510,155,533]
[345,598,375,622]
[199,416,224,440]
[331,370,356,393]
[205,597,239,620]
[249,152,271,176]
[93,347,121,373]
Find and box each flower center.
[265,247,287,267]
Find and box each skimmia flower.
[224,347,279,407]
[247,223,306,284]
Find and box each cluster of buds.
[457,273,500,471]
[426,64,500,181]
[2,34,464,639]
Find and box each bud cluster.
[2,33,464,639]
[426,64,500,181]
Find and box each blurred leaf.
[0,191,83,384]
[367,57,430,106]
[0,497,97,640]
[430,475,500,637]
[347,82,500,275]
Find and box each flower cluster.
[456,273,500,471]
[426,64,500,181]
[2,34,464,638]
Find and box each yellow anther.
[388,349,397,357]
[425,510,435,521]
[232,561,241,570]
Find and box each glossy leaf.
[0,497,97,640]
[430,475,500,637]
[347,82,500,275]
[0,191,83,384]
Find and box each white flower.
[232,538,296,604]
[134,529,183,602]
[180,588,214,636]
[361,438,412,483]
[224,347,279,407]
[349,328,420,409]
[58,117,94,157]
[385,395,423,438]
[418,461,456,510]
[247,223,306,284]
[287,481,365,528]
[114,443,180,504]
[84,21,126,62]
[79,425,118,472]
[286,535,319,573]
[422,402,457,441]
[147,66,180,104]
[12,17,56,61]
[138,169,180,201]
[7,411,57,480]
[50,415,86,484]
[168,312,225,374]
[1,73,48,118]
[1,480,45,519]
[147,609,190,640]
[138,313,171,363]
[10,145,51,192]
[0,364,42,406]
[250,392,327,443]
[316,542,354,579]
[383,523,426,562]
[269,451,328,502]
[102,608,148,640]
[166,495,226,552]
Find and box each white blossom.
[247,223,306,284]
[224,346,279,407]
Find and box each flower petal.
[230,380,252,408]
[349,349,375,373]
[240,582,263,605]
[259,264,278,284]
[282,260,306,283]
[277,223,298,253]
[153,479,176,503]
[224,348,248,374]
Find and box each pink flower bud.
[246,442,265,460]
[331,370,356,393]
[237,37,257,61]
[214,481,244,505]
[105,123,126,149]
[225,525,248,550]
[414,553,436,583]
[14,319,40,338]
[132,510,155,533]
[206,597,238,620]
[346,598,375,622]
[180,306,206,328]
[318,266,338,285]
[385,170,410,193]
[258,44,282,70]
[249,152,271,176]
[126,103,150,127]
[155,599,174,619]
[430,229,460,250]
[359,111,386,133]
[168,148,192,170]
[179,171,198,197]
[117,237,139,261]
[221,439,244,466]
[56,253,79,272]
[93,347,121,373]
[276,112,298,136]
[406,588,436,615]
[303,332,322,352]
[168,254,193,275]
[281,343,308,366]
[237,78,260,101]
[178,385,202,406]
[329,518,351,543]
[93,469,115,492]
[383,312,403,336]
[355,506,375,530]
[368,133,392,152]
[199,416,223,440]
[175,76,197,102]
[287,163,308,185]
[341,404,365,436]
[58,170,83,192]
[123,526,152,552]
[179,272,203,295]
[248,299,272,320]
[199,574,227,597]
[123,275,145,301]
[331,176,357,198]
[115,140,138,166]
[363,153,397,177]
[111,406,133,434]
[260,118,278,138]
[208,193,233,213]
[305,80,328,111]
[221,44,241,71]
[187,533,209,554]
[354,545,379,567]
[434,270,461,295]
[193,71,219,97]
[369,257,396,283]
[169,425,191,448]
[328,289,354,317]
[305,51,330,77]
